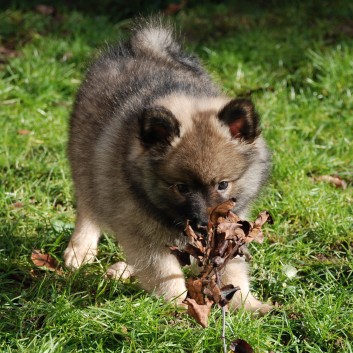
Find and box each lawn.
[1,1,352,352]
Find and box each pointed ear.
[139,106,180,147]
[218,98,261,142]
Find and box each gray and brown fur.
[64,17,271,314]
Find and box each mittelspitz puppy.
[64,17,271,314]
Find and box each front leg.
[63,212,101,269]
[126,247,187,304]
[221,257,272,315]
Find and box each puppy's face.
[138,97,262,229]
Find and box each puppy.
[63,18,271,314]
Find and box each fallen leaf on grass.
[31,249,62,274]
[35,5,56,16]
[0,46,20,60]
[229,339,254,353]
[17,129,32,135]
[313,175,347,189]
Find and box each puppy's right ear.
[139,106,180,147]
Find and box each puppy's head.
[138,96,268,229]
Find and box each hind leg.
[221,257,272,315]
[63,209,101,269]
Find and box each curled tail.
[130,17,203,74]
[130,17,180,59]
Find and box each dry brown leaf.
[248,229,264,243]
[184,222,198,240]
[229,339,254,353]
[31,249,62,274]
[226,211,241,223]
[35,4,56,16]
[314,175,347,189]
[208,199,236,224]
[17,129,32,135]
[186,277,205,305]
[217,222,246,240]
[253,210,273,227]
[244,211,272,243]
[213,234,229,257]
[184,223,206,253]
[184,297,213,328]
[208,279,222,304]
[0,46,20,59]
[184,243,204,258]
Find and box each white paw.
[105,261,134,280]
[230,292,273,316]
[253,302,273,316]
[63,244,97,269]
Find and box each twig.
[215,269,227,353]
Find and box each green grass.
[1,1,353,352]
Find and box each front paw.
[105,261,134,280]
[252,302,273,316]
[230,292,273,316]
[63,243,97,269]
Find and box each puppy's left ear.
[218,98,261,142]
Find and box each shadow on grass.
[1,260,142,306]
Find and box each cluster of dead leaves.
[170,199,272,328]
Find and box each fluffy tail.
[130,17,181,59]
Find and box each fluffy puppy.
[63,18,271,314]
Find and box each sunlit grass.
[1,2,352,352]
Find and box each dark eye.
[176,184,190,194]
[218,181,229,191]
